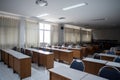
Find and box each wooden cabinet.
[8,54,14,68]
[82,58,107,75]
[39,53,54,69]
[50,72,70,80]
[59,52,73,64]
[32,51,38,63]
[14,57,31,79]
[25,48,54,69]
[4,52,9,65]
[1,50,5,62]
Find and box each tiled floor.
[0,61,69,80]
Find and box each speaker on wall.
[61,26,64,30]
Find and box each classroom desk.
[116,51,120,55]
[45,47,73,64]
[81,73,108,80]
[82,58,107,75]
[98,53,118,61]
[49,66,108,80]
[57,47,86,59]
[25,48,54,69]
[106,61,120,70]
[49,66,88,80]
[1,49,31,79]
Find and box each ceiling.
[0,0,120,29]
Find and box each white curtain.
[81,30,92,42]
[25,20,39,47]
[51,24,59,45]
[0,16,20,49]
[64,27,80,43]
[74,29,80,43]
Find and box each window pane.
[44,31,50,44]
[44,24,51,30]
[39,30,43,43]
[39,23,44,29]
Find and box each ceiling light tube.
[62,3,87,11]
[37,13,49,17]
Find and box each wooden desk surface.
[49,66,88,80]
[81,73,108,80]
[83,58,108,64]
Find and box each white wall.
[93,28,120,42]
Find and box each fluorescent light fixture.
[37,13,49,17]
[62,3,87,11]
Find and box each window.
[39,23,51,47]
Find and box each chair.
[98,66,120,80]
[93,53,100,59]
[70,59,84,71]
[107,51,115,55]
[114,57,120,63]
[21,48,25,54]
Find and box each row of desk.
[25,48,54,69]
[49,66,108,80]
[1,49,31,79]
[82,58,120,75]
[54,45,99,59]
[98,53,119,61]
[40,47,73,64]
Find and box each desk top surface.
[45,47,73,53]
[81,74,108,80]
[25,48,53,55]
[49,66,108,80]
[49,66,87,80]
[98,53,118,57]
[106,61,120,68]
[2,49,30,59]
[83,58,108,64]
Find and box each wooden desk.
[116,51,120,55]
[106,61,120,70]
[49,66,88,80]
[42,47,73,64]
[70,48,83,59]
[49,66,108,80]
[81,73,108,80]
[1,49,6,62]
[98,53,118,61]
[82,58,107,75]
[1,49,31,79]
[25,48,54,69]
[52,48,73,64]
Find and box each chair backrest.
[114,57,120,63]
[98,66,120,80]
[93,53,100,59]
[70,60,84,71]
[107,51,115,55]
[21,48,25,54]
